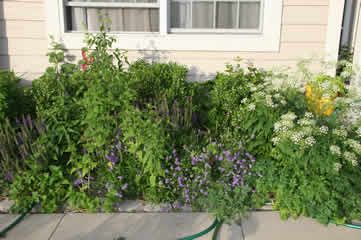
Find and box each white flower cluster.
[281,112,297,121]
[329,145,341,155]
[356,127,361,138]
[343,151,358,166]
[250,87,258,92]
[274,120,294,133]
[340,70,352,79]
[265,95,275,108]
[319,126,328,134]
[274,93,281,99]
[345,139,361,155]
[297,118,316,126]
[248,104,256,111]
[241,98,248,104]
[305,136,316,147]
[272,137,280,145]
[280,100,287,105]
[332,128,348,138]
[334,162,342,172]
[291,132,304,144]
[304,112,313,119]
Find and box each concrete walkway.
[0,212,360,240]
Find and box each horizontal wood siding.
[1,0,330,81]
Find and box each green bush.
[0,70,34,122]
[208,59,271,133]
[128,59,191,105]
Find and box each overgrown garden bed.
[1,23,361,226]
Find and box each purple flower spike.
[192,112,197,122]
[15,119,21,125]
[16,135,23,145]
[73,179,81,186]
[118,176,123,181]
[115,192,123,198]
[83,148,88,154]
[5,173,12,181]
[41,122,46,131]
[122,184,128,190]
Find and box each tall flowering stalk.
[0,116,47,182]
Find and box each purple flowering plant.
[195,139,264,222]
[96,138,139,212]
[0,116,47,183]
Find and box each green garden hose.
[329,220,361,230]
[212,220,223,240]
[264,202,361,230]
[0,207,32,238]
[178,219,220,240]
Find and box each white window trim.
[45,0,282,52]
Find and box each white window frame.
[45,0,282,52]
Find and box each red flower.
[81,50,92,71]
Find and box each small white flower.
[319,126,328,134]
[241,98,248,104]
[272,137,280,145]
[297,119,315,126]
[283,120,295,129]
[356,127,361,137]
[274,122,282,132]
[250,87,257,92]
[345,139,361,155]
[351,159,358,166]
[305,136,316,146]
[281,112,297,121]
[332,128,348,138]
[248,104,256,111]
[280,100,287,105]
[257,91,266,97]
[334,162,342,172]
[305,112,313,119]
[344,151,357,164]
[291,132,303,144]
[330,145,341,155]
[274,93,281,99]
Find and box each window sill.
[61,32,279,52]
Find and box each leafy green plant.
[209,59,271,133]
[9,165,70,213]
[270,108,361,224]
[128,59,191,106]
[0,70,34,122]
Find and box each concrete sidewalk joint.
[48,214,66,240]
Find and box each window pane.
[171,0,191,28]
[66,7,159,32]
[192,1,213,28]
[239,2,260,29]
[216,2,237,29]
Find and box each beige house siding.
[1,0,332,83]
